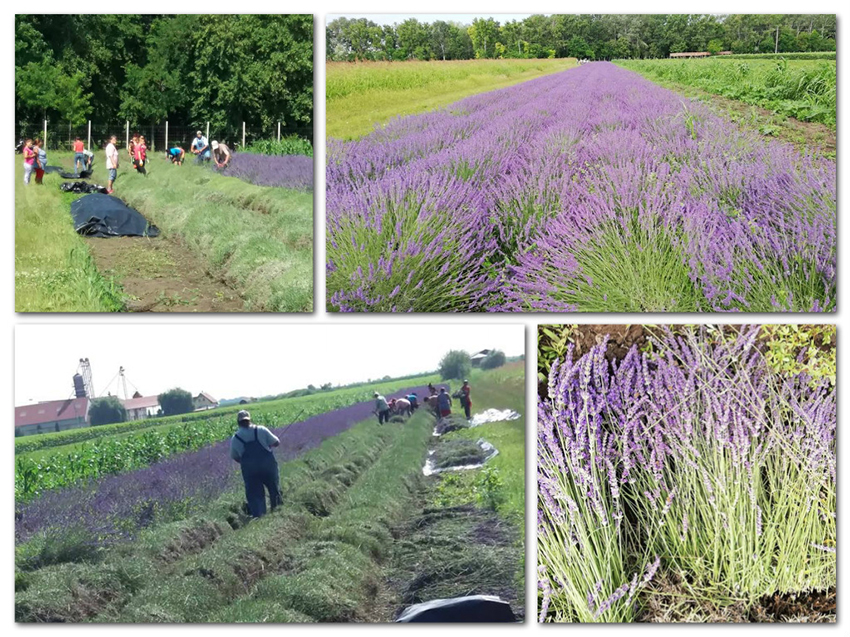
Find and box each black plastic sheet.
[60,182,108,194]
[70,193,160,238]
[396,596,516,623]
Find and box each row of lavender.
[326,62,835,312]
[16,388,421,546]
[537,327,835,622]
[220,153,313,191]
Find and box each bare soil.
[84,234,245,312]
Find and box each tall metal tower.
[76,358,95,398]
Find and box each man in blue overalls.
[229,410,282,517]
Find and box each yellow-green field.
[327,58,577,140]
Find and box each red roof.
[122,395,160,410]
[196,392,217,404]
[15,398,89,428]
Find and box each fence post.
[206,121,210,141]
[43,119,47,147]
[165,121,168,152]
[87,120,91,150]
[277,121,281,142]
[242,121,246,150]
[150,124,154,152]
[125,121,129,149]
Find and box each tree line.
[15,14,313,138]
[327,14,837,62]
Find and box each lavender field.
[327,63,835,313]
[222,152,314,191]
[537,325,836,622]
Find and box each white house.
[193,391,219,412]
[122,395,161,421]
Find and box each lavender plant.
[327,63,835,312]
[538,326,835,622]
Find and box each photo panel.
[14,324,526,622]
[325,14,836,313]
[15,14,314,313]
[537,324,836,622]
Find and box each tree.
[480,350,507,370]
[707,39,724,55]
[89,396,127,426]
[439,350,472,381]
[468,18,500,59]
[158,388,194,416]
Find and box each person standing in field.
[73,136,86,174]
[230,410,282,518]
[437,387,453,418]
[191,130,211,163]
[374,392,390,424]
[460,380,472,419]
[133,135,148,176]
[211,140,232,168]
[22,138,36,185]
[128,133,139,160]
[33,139,47,185]
[105,135,119,194]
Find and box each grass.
[15,151,313,313]
[15,160,124,311]
[617,58,836,128]
[327,58,577,139]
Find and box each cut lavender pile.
[537,326,836,622]
[327,62,835,312]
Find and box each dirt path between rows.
[84,234,246,312]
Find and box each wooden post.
[43,119,47,147]
[125,121,129,149]
[165,121,169,151]
[242,121,246,150]
[87,120,91,150]
[206,121,210,141]
[277,121,281,142]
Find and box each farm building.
[669,51,711,58]
[193,391,219,411]
[470,349,492,367]
[122,394,161,421]
[15,397,90,437]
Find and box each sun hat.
[237,410,251,423]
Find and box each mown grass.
[111,155,313,312]
[15,159,124,312]
[327,58,577,140]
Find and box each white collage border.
[3,1,846,633]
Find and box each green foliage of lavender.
[538,326,835,621]
[326,63,835,312]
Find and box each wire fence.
[15,120,312,152]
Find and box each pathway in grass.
[84,233,244,312]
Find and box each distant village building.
[193,392,219,411]
[669,51,711,58]
[15,397,90,437]
[122,394,161,421]
[470,349,492,368]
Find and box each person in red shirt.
[460,380,472,419]
[73,137,85,174]
[133,135,148,176]
[22,138,36,185]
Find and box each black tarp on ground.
[70,193,160,238]
[44,166,93,179]
[396,596,516,622]
[61,182,108,194]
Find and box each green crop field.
[16,365,525,622]
[618,57,836,127]
[326,58,577,140]
[15,151,313,312]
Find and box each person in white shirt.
[230,409,281,517]
[105,136,119,193]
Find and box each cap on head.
[196,130,203,136]
[237,409,251,423]
[374,392,379,397]
[463,379,469,383]
[211,140,219,150]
